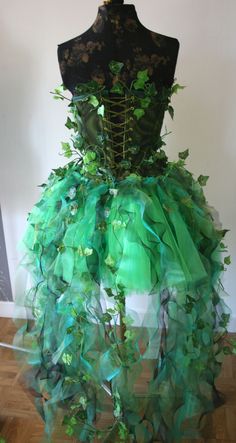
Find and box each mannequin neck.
[96,4,141,26]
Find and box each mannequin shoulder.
[149,30,179,50]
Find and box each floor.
[0,318,236,443]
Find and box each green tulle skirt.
[13,158,232,443]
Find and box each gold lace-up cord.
[101,94,134,161]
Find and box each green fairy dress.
[13,61,233,443]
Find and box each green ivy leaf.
[72,134,84,149]
[52,83,67,99]
[70,416,77,425]
[89,95,99,107]
[97,104,105,117]
[83,150,96,163]
[133,69,149,90]
[221,313,230,328]
[123,315,134,326]
[223,346,232,355]
[197,175,209,186]
[62,353,73,365]
[140,97,151,109]
[65,117,75,130]
[102,312,112,323]
[168,105,174,119]
[107,308,117,315]
[104,287,114,297]
[224,255,231,265]
[137,69,149,83]
[134,108,145,120]
[65,425,74,436]
[61,142,72,158]
[220,242,227,250]
[218,229,230,238]
[97,430,103,439]
[171,83,186,94]
[145,82,157,96]
[178,148,189,160]
[109,60,124,75]
[118,422,129,441]
[82,373,92,382]
[111,82,124,95]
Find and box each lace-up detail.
[101,94,135,162]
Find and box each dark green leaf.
[168,105,174,119]
[197,175,209,186]
[223,346,232,355]
[145,82,157,96]
[140,97,151,108]
[178,148,189,160]
[224,255,231,265]
[109,60,124,75]
[65,117,75,130]
[110,82,124,95]
[104,287,114,297]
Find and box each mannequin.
[57,0,180,95]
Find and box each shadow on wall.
[0,205,13,301]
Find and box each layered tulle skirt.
[13,159,231,443]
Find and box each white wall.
[0,1,235,328]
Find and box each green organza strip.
[13,158,232,443]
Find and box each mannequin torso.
[57,3,180,95]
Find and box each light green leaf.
[83,150,96,163]
[133,69,149,90]
[89,95,99,107]
[97,104,105,117]
[61,142,72,158]
[137,69,149,83]
[65,425,74,436]
[118,422,129,440]
[70,416,77,425]
[171,83,186,94]
[52,83,67,99]
[62,353,72,365]
[134,108,145,120]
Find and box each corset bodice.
[53,61,184,181]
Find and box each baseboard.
[0,301,27,319]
